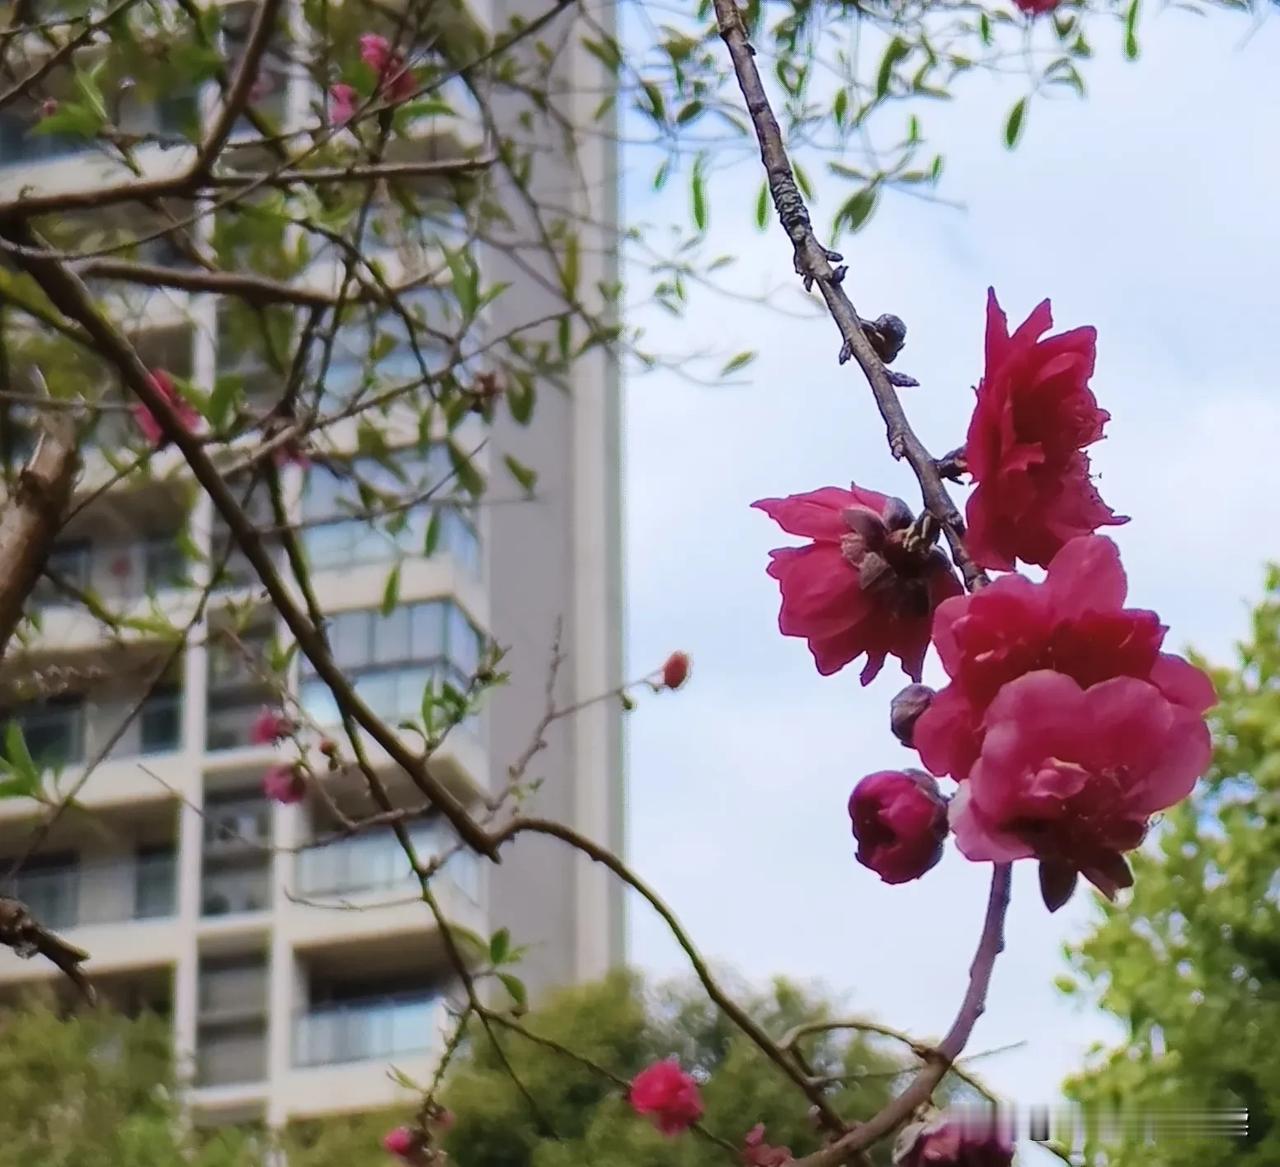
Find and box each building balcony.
[1,848,176,931]
[0,847,181,984]
[284,818,485,950]
[0,666,188,819]
[293,991,442,1069]
[274,993,449,1120]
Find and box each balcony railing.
[293,992,439,1068]
[295,826,481,903]
[295,826,431,897]
[0,851,177,931]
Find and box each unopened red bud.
[661,651,690,690]
[319,737,339,757]
[382,1126,420,1161]
[848,770,948,885]
[890,684,935,748]
[39,98,58,118]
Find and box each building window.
[294,989,439,1067]
[205,624,277,750]
[298,601,483,731]
[295,823,430,897]
[1,696,85,768]
[316,290,447,412]
[4,852,79,931]
[139,688,183,754]
[301,450,479,575]
[133,846,177,919]
[210,476,278,592]
[31,540,92,609]
[202,790,272,916]
[142,536,188,593]
[0,105,88,168]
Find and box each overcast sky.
[618,4,1280,1157]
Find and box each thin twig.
[711,0,988,593]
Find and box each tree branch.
[0,408,78,660]
[194,0,285,173]
[790,864,1012,1166]
[0,896,93,1003]
[711,0,987,593]
[490,816,852,1137]
[0,218,498,860]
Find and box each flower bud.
[890,684,935,748]
[262,762,306,805]
[661,651,690,691]
[382,1127,415,1158]
[848,770,947,885]
[249,706,293,746]
[39,98,59,118]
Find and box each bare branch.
[194,0,285,173]
[0,407,78,660]
[0,896,94,1003]
[711,0,988,592]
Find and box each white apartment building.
[0,0,623,1132]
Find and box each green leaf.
[489,927,511,964]
[720,351,756,376]
[420,677,438,735]
[387,1065,423,1091]
[675,101,704,126]
[833,87,848,126]
[653,159,671,191]
[503,454,538,496]
[31,102,105,140]
[580,35,623,74]
[691,155,708,232]
[423,510,442,556]
[444,250,478,319]
[755,183,769,229]
[478,281,511,310]
[380,563,401,617]
[561,232,580,299]
[447,441,486,498]
[876,37,910,100]
[507,374,536,425]
[498,972,527,1010]
[835,186,879,236]
[444,923,489,959]
[0,774,39,800]
[170,40,225,84]
[793,162,813,202]
[979,11,992,44]
[1123,0,1141,60]
[75,61,109,121]
[1004,97,1027,149]
[641,81,666,124]
[204,376,239,429]
[2,721,39,793]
